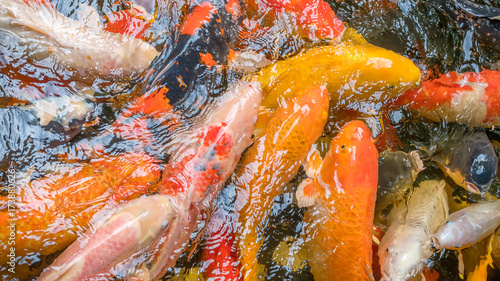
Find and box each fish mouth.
[430,235,442,250]
[464,181,481,194]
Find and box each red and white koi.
[391,70,500,127]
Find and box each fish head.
[378,151,418,192]
[319,120,378,194]
[376,150,423,212]
[378,225,429,281]
[429,126,497,194]
[463,140,498,193]
[447,133,497,194]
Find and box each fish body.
[298,120,379,281]
[233,85,329,281]
[376,150,424,213]
[37,81,262,281]
[0,0,159,83]
[378,180,449,281]
[432,200,500,250]
[255,41,421,111]
[392,70,500,127]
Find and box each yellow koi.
[234,85,329,280]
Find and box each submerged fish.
[378,179,449,281]
[242,0,345,40]
[0,94,95,171]
[144,0,241,118]
[376,150,424,213]
[424,125,498,194]
[432,199,500,250]
[0,0,159,83]
[297,120,379,281]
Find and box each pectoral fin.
[296,178,318,208]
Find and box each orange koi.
[0,152,162,280]
[391,70,500,127]
[233,85,329,281]
[296,120,378,280]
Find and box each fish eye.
[68,118,83,130]
[468,149,497,187]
